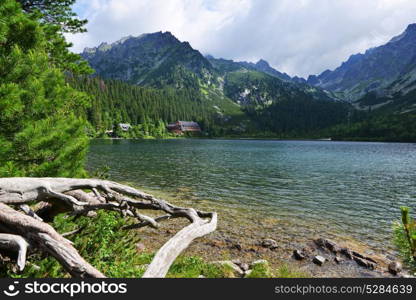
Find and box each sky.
[66,0,416,78]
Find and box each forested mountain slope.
[80,32,351,136]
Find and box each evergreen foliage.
[0,0,90,177]
[17,0,87,33]
[330,112,416,142]
[68,76,218,136]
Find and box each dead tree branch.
[0,178,217,278]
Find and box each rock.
[313,256,326,266]
[314,238,340,253]
[232,243,243,251]
[198,275,205,278]
[212,261,244,277]
[334,256,343,264]
[261,239,278,250]
[135,242,146,253]
[353,256,375,270]
[325,240,340,253]
[231,259,248,271]
[341,247,353,259]
[388,262,402,275]
[352,251,365,259]
[351,251,377,264]
[293,249,306,260]
[314,238,326,248]
[250,259,269,268]
[86,211,97,218]
[240,263,249,272]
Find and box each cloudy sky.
[67,0,416,78]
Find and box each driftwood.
[0,178,217,278]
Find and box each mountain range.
[81,31,334,105]
[306,24,416,112]
[80,24,416,139]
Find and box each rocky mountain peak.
[388,23,416,44]
[256,59,270,68]
[405,23,416,33]
[307,23,416,100]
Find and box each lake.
[87,139,416,257]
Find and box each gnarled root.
[0,178,217,278]
[0,233,29,271]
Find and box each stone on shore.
[250,259,269,268]
[340,247,353,259]
[261,239,278,250]
[240,263,250,272]
[313,255,326,266]
[314,238,340,253]
[334,256,343,264]
[388,262,402,275]
[293,249,306,260]
[353,256,375,270]
[212,260,244,277]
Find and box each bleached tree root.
[0,178,217,278]
[143,212,217,278]
[0,203,105,277]
[0,233,29,271]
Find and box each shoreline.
[92,136,416,144]
[124,183,401,278]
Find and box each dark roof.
[178,121,199,127]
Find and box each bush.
[393,207,416,272]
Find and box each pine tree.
[0,0,90,177]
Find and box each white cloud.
[67,0,416,77]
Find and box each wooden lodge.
[167,121,201,135]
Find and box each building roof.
[178,121,199,127]
[118,123,132,131]
[167,121,201,132]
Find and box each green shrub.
[245,262,272,278]
[167,256,228,278]
[393,207,416,272]
[393,225,416,272]
[1,211,144,278]
[275,264,310,278]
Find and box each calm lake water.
[87,139,416,254]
